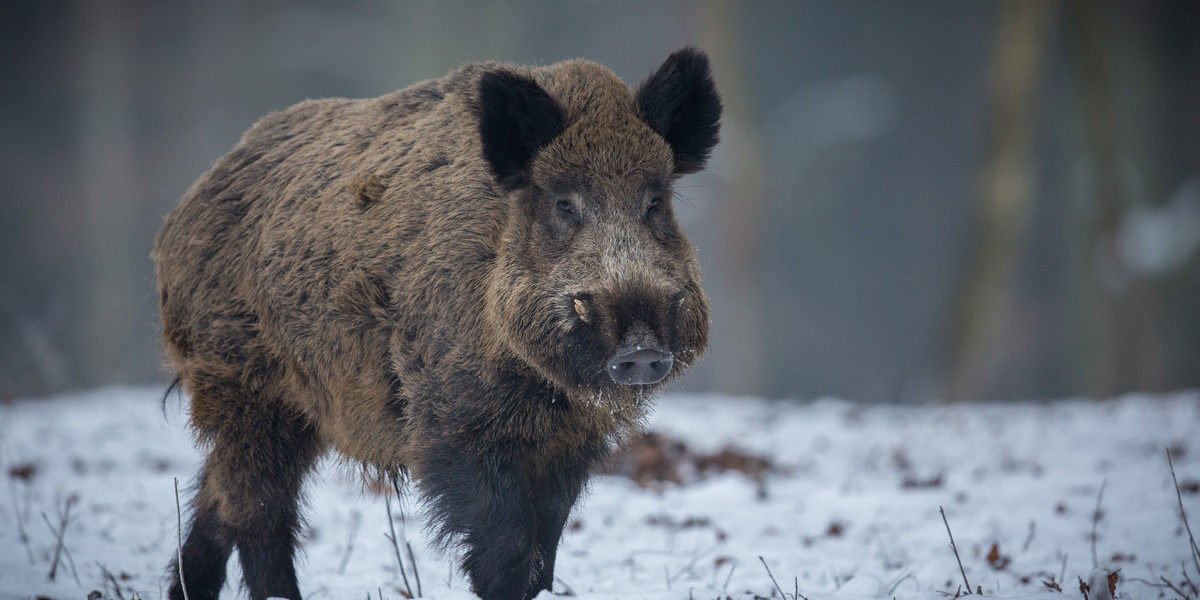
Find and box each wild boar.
[153,47,720,600]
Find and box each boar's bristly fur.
[154,47,720,600]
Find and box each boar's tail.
[160,375,183,417]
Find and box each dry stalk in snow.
[337,510,362,575]
[757,556,807,600]
[393,476,422,598]
[174,477,190,600]
[9,479,35,564]
[1167,448,1200,580]
[1089,479,1107,569]
[42,493,80,585]
[940,506,974,595]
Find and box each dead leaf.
[986,543,1011,570]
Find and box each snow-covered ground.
[1,387,1198,600]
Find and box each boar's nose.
[607,346,673,385]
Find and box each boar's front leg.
[421,440,544,600]
[528,458,590,595]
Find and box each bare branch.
[940,506,972,594]
[97,562,127,600]
[554,576,577,597]
[175,478,190,600]
[337,510,361,576]
[758,556,807,600]
[406,541,423,598]
[384,491,414,598]
[1090,479,1107,569]
[8,480,34,564]
[1167,448,1200,578]
[42,494,79,585]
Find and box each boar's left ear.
[478,70,565,190]
[635,47,723,175]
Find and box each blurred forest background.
[1,0,1197,403]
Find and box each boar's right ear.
[478,70,565,190]
[635,47,722,175]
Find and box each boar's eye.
[647,196,662,214]
[555,199,580,223]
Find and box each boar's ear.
[478,70,565,190]
[635,47,722,175]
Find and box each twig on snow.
[722,560,737,592]
[389,476,422,598]
[97,562,126,600]
[940,506,972,594]
[1158,575,1191,599]
[554,575,577,596]
[887,572,918,597]
[1167,448,1200,578]
[1022,520,1036,552]
[1182,562,1199,598]
[42,494,80,585]
[338,510,362,575]
[175,478,190,600]
[669,543,717,584]
[1090,479,1107,569]
[8,480,35,564]
[406,541,423,597]
[384,488,414,598]
[758,556,807,600]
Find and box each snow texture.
[1,387,1198,600]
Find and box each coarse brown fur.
[154,48,720,600]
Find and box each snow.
[2,387,1198,600]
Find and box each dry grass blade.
[9,481,35,564]
[392,476,422,598]
[723,560,738,592]
[1090,479,1107,569]
[554,576,577,597]
[97,562,127,600]
[757,556,807,600]
[338,510,362,575]
[940,506,972,594]
[1157,575,1189,599]
[42,495,80,585]
[406,541,422,597]
[1167,448,1200,579]
[384,492,414,598]
[1183,563,1200,598]
[175,478,190,600]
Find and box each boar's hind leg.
[169,469,233,600]
[422,443,542,600]
[178,391,321,600]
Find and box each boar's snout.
[604,315,674,385]
[608,343,673,385]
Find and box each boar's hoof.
[607,347,673,385]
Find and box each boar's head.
[479,48,720,396]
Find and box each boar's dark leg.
[529,460,591,595]
[421,441,540,600]
[169,469,233,600]
[178,390,320,600]
[229,404,320,600]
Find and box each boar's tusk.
[574,298,589,323]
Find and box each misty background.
[1,0,1197,403]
